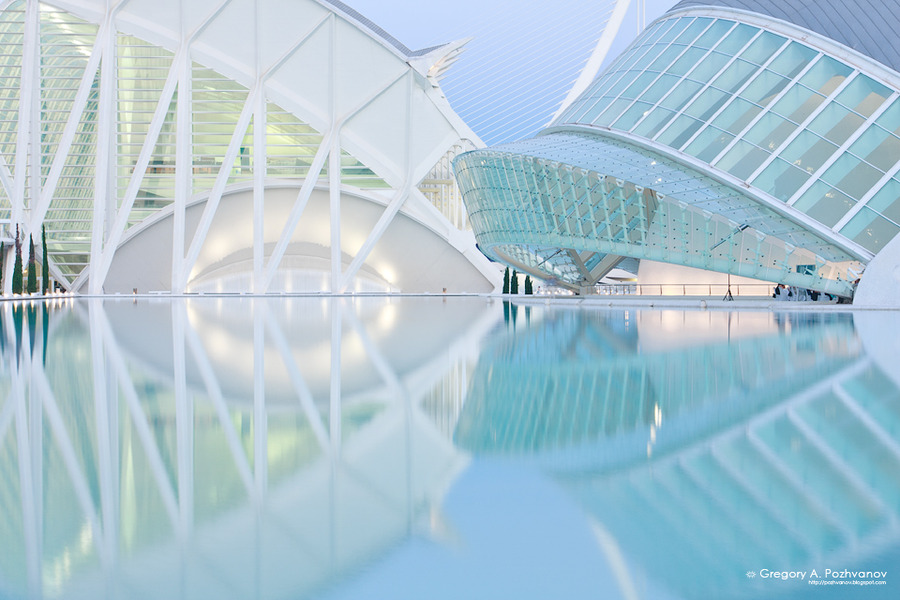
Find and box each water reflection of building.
[457,307,899,599]
[0,297,496,600]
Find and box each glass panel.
[740,31,785,65]
[874,97,900,136]
[745,112,796,151]
[685,126,734,162]
[656,114,704,148]
[657,17,692,43]
[715,23,758,55]
[867,178,900,224]
[648,45,687,72]
[799,56,852,95]
[684,88,728,121]
[772,85,825,123]
[622,71,660,99]
[632,107,677,138]
[640,74,682,104]
[585,97,629,125]
[607,70,642,97]
[629,43,669,70]
[781,130,838,174]
[809,103,865,145]
[849,126,900,172]
[751,158,810,201]
[612,101,654,131]
[668,47,708,76]
[741,70,789,107]
[570,96,613,124]
[674,17,714,44]
[659,80,703,110]
[836,74,892,118]
[840,207,900,253]
[820,153,884,200]
[693,19,734,49]
[768,42,818,79]
[715,140,769,179]
[711,98,760,134]
[793,181,856,226]
[711,59,757,93]
[685,51,730,83]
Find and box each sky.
[345,0,679,145]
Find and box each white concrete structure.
[0,0,498,294]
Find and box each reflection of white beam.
[0,389,14,446]
[331,301,342,451]
[15,368,41,598]
[173,303,194,538]
[184,318,257,502]
[833,383,900,462]
[90,303,118,561]
[344,307,406,400]
[589,518,640,600]
[254,305,267,495]
[263,309,329,450]
[32,369,109,566]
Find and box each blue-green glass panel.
[745,112,796,151]
[711,59,757,94]
[874,97,900,136]
[668,47,708,77]
[711,98,760,134]
[685,88,729,121]
[848,126,900,172]
[685,126,734,162]
[771,85,825,123]
[741,70,789,107]
[751,158,810,201]
[768,42,818,79]
[658,17,692,43]
[714,23,758,55]
[694,19,734,49]
[714,140,769,179]
[674,17,714,44]
[781,130,838,174]
[659,79,703,110]
[648,44,687,73]
[569,96,613,124]
[821,153,883,200]
[793,181,856,226]
[632,107,676,138]
[685,51,730,83]
[656,114,703,148]
[631,43,670,70]
[613,101,654,131]
[866,178,900,224]
[809,103,865,145]
[840,206,900,253]
[607,70,643,97]
[622,71,661,100]
[798,56,851,95]
[639,73,682,104]
[836,74,892,118]
[584,97,627,125]
[740,30,785,65]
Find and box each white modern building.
[0,0,498,294]
[455,0,900,303]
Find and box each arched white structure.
[0,0,499,294]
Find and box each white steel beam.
[172,302,193,537]
[12,0,39,230]
[89,17,117,294]
[178,85,259,291]
[329,15,340,293]
[173,19,192,292]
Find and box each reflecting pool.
[0,297,897,599]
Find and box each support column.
[90,15,116,295]
[173,10,191,292]
[252,0,265,293]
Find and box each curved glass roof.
[553,13,900,256]
[669,0,900,74]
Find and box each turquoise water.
[0,297,897,599]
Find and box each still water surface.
[0,297,897,599]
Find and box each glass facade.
[554,14,900,256]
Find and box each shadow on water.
[0,299,896,599]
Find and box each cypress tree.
[12,225,22,295]
[510,269,519,294]
[26,234,37,294]
[525,275,533,295]
[502,267,510,294]
[41,226,49,294]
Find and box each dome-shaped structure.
[455,0,900,297]
[0,0,498,294]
